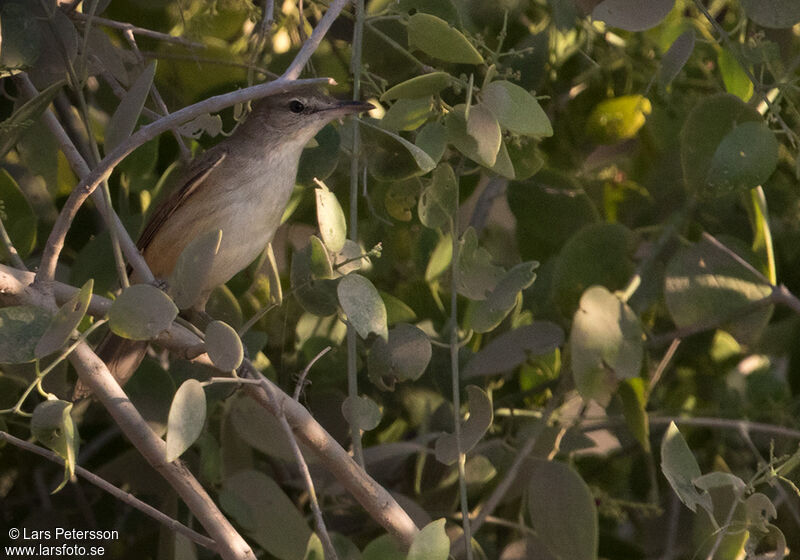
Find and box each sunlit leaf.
[718,48,753,102]
[418,163,457,231]
[166,379,207,462]
[316,185,347,253]
[661,422,713,514]
[618,378,650,452]
[586,95,652,144]
[407,13,483,64]
[108,284,178,341]
[35,279,93,358]
[407,519,449,560]
[105,61,156,153]
[337,273,388,340]
[481,80,552,137]
[570,286,644,406]
[381,72,453,101]
[31,399,78,493]
[380,97,433,132]
[205,320,243,372]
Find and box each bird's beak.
[328,100,375,117]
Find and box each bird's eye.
[289,100,305,113]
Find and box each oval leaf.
[740,0,800,28]
[463,322,564,378]
[467,261,538,333]
[368,323,432,390]
[466,103,501,166]
[592,0,675,31]
[169,229,222,310]
[381,72,453,101]
[659,29,695,87]
[166,379,207,462]
[661,422,713,514]
[290,243,339,316]
[31,399,78,490]
[705,121,778,196]
[418,163,458,231]
[569,286,644,406]
[407,518,449,560]
[457,227,504,300]
[337,273,388,340]
[586,95,652,144]
[316,185,347,253]
[0,305,52,363]
[435,386,493,465]
[109,284,178,341]
[482,80,552,137]
[360,119,436,180]
[35,279,93,358]
[380,97,433,132]
[205,320,243,372]
[341,395,382,431]
[407,13,483,64]
[528,458,598,560]
[105,61,156,153]
[415,121,447,163]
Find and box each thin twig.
[0,431,218,552]
[0,214,27,270]
[293,346,332,401]
[70,12,204,48]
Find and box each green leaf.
[664,236,773,344]
[407,13,483,65]
[425,233,453,283]
[31,399,79,493]
[466,103,501,166]
[415,121,447,164]
[381,72,453,101]
[315,185,347,253]
[456,227,504,300]
[481,80,552,137]
[467,261,538,333]
[618,378,650,452]
[552,223,636,316]
[309,235,334,279]
[297,125,341,186]
[660,422,713,514]
[591,0,675,31]
[291,243,339,317]
[659,29,695,87]
[507,138,545,181]
[337,273,388,340]
[35,279,93,358]
[126,360,176,437]
[435,386,493,464]
[463,322,564,378]
[381,290,417,325]
[0,2,42,75]
[407,519,449,560]
[166,379,207,462]
[368,323,432,390]
[680,93,761,198]
[570,286,644,407]
[740,0,800,28]
[380,97,433,132]
[395,0,461,24]
[528,459,598,560]
[0,168,37,259]
[220,470,312,560]
[385,178,421,222]
[360,119,437,180]
[446,106,515,178]
[169,229,223,310]
[718,48,753,102]
[341,395,382,431]
[105,61,156,153]
[418,163,458,231]
[706,121,778,196]
[228,394,298,462]
[586,95,652,144]
[108,284,178,341]
[362,535,405,560]
[0,305,51,363]
[0,81,64,160]
[205,320,243,372]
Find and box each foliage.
[2,0,800,558]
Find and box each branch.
[0,262,420,546]
[0,431,218,552]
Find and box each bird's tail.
[73,332,148,400]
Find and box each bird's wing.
[137,148,228,252]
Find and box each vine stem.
[346,0,366,469]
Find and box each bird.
[74,86,372,398]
